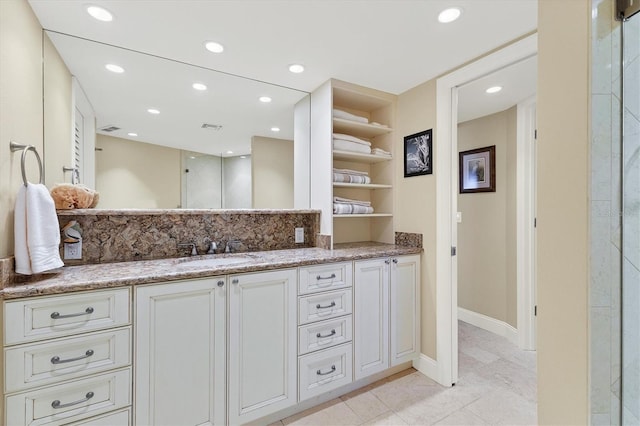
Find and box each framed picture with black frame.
[459,145,496,193]
[403,129,433,177]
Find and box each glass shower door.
[622,9,640,426]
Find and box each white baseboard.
[413,353,442,384]
[457,307,518,345]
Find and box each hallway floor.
[275,321,537,425]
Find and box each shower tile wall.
[621,12,640,425]
[590,1,622,424]
[591,1,640,424]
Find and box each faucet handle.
[207,241,218,254]
[178,243,198,256]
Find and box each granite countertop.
[0,242,421,300]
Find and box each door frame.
[434,33,538,386]
[517,95,537,351]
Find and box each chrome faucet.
[207,241,218,254]
[178,242,198,256]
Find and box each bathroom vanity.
[1,244,420,425]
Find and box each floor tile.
[279,321,537,426]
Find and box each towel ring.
[10,141,44,186]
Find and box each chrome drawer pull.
[392,258,398,264]
[316,329,336,338]
[51,391,94,409]
[316,301,336,309]
[50,307,94,319]
[217,280,225,287]
[316,365,336,376]
[51,349,95,365]
[316,273,336,281]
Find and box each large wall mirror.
[43,30,309,209]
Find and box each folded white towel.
[14,183,64,275]
[333,139,372,154]
[333,173,372,184]
[332,108,368,123]
[333,168,369,176]
[332,133,371,146]
[371,147,392,156]
[333,196,371,206]
[333,203,375,214]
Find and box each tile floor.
[275,321,537,425]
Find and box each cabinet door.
[228,269,297,425]
[390,255,421,366]
[354,258,389,380]
[135,278,226,426]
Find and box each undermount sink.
[177,256,254,268]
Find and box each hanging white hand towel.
[14,183,64,275]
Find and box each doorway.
[434,34,538,386]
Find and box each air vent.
[201,123,223,131]
[99,125,120,132]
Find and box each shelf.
[333,213,393,218]
[333,150,392,164]
[333,118,392,138]
[333,183,392,189]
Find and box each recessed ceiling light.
[240,155,247,159]
[485,86,503,94]
[289,64,305,73]
[271,127,280,132]
[86,5,113,22]
[226,150,234,155]
[259,96,272,103]
[105,64,124,73]
[192,83,207,91]
[189,156,196,159]
[205,41,224,53]
[438,7,462,23]
[147,108,160,114]
[127,132,138,137]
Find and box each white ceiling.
[29,0,538,154]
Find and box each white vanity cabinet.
[228,269,297,425]
[354,255,420,380]
[3,288,132,426]
[134,277,226,426]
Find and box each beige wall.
[95,134,181,209]
[537,0,590,424]
[43,33,72,187]
[395,79,437,359]
[251,136,294,209]
[457,107,517,327]
[0,0,45,258]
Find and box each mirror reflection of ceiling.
[29,0,537,95]
[457,55,538,123]
[46,31,307,156]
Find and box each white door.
[135,278,226,426]
[228,269,297,425]
[390,255,421,366]
[354,258,389,380]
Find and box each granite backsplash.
[57,209,321,265]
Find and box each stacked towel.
[333,196,374,215]
[333,168,371,184]
[14,183,64,275]
[333,132,372,154]
[371,147,392,156]
[333,108,368,123]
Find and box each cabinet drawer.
[298,316,352,355]
[5,368,131,426]
[298,289,352,325]
[66,408,130,425]
[4,288,131,346]
[298,343,353,401]
[5,327,131,393]
[298,262,352,295]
